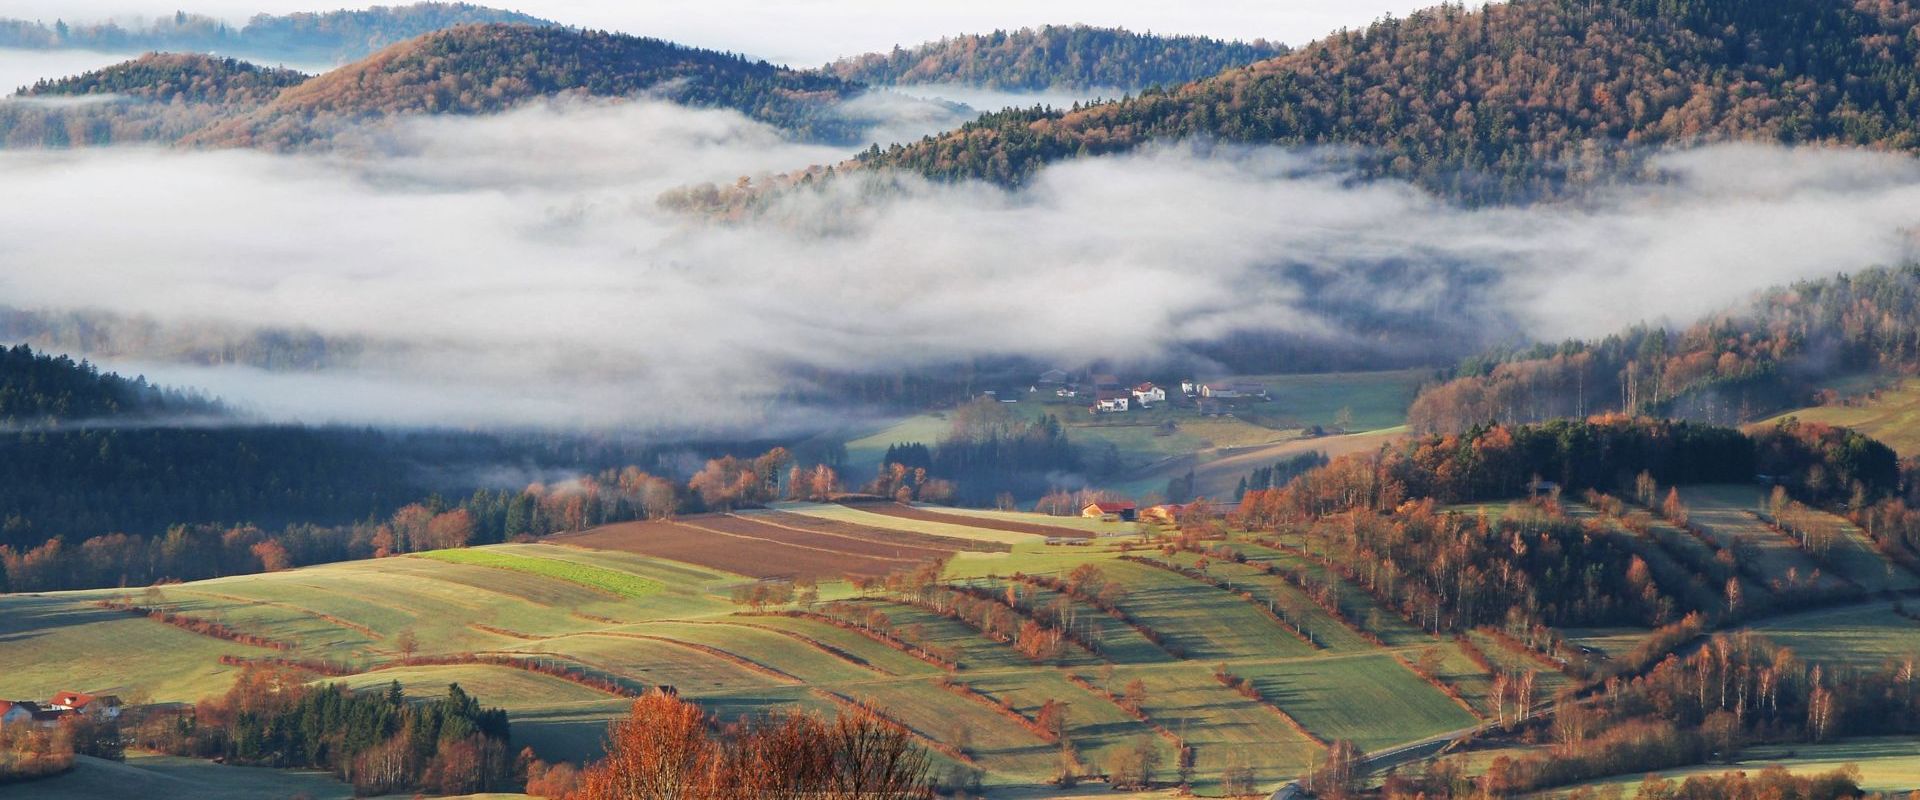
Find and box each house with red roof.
[48,691,121,720]
[1081,501,1137,522]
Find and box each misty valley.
[4,0,1920,799]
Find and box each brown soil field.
[847,502,1094,539]
[552,518,936,580]
[752,509,1010,552]
[689,515,959,562]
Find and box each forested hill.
[183,24,868,149]
[0,3,554,64]
[1405,265,1920,434]
[0,344,223,425]
[849,0,1920,202]
[820,26,1286,91]
[23,53,308,105]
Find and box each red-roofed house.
[49,691,121,720]
[1081,501,1137,522]
[0,701,31,727]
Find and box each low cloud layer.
[2,96,1918,431]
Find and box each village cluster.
[1033,370,1271,414]
[0,691,121,728]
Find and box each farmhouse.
[0,701,30,727]
[49,691,122,720]
[1093,395,1130,413]
[1082,501,1137,522]
[1131,382,1166,407]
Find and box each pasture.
[5,495,1892,797]
[1539,737,1920,796]
[1759,378,1920,456]
[0,754,363,800]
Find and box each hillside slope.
[1406,265,1920,434]
[822,25,1285,91]
[185,24,867,149]
[850,0,1920,202]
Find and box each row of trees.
[1238,417,1894,525]
[1474,632,1919,794]
[0,441,873,592]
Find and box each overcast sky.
[2,0,1485,66]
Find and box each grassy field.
[1536,737,1920,795]
[1758,378,1920,456]
[1111,427,1404,500]
[414,548,666,599]
[840,369,1424,492]
[1236,369,1429,432]
[1676,486,1853,593]
[1744,600,1920,667]
[15,491,1899,798]
[0,754,368,800]
[0,517,1509,797]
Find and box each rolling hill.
[848,0,1920,202]
[182,24,869,149]
[22,53,308,105]
[822,26,1286,91]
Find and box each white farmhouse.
[1132,383,1167,407]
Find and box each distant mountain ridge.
[847,0,1920,203]
[181,24,867,149]
[822,25,1286,91]
[0,2,554,64]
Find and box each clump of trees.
[134,665,513,796]
[0,713,121,784]
[557,689,933,799]
[878,399,1078,506]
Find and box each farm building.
[1094,396,1130,413]
[1200,381,1269,399]
[1140,503,1183,523]
[1091,373,1123,392]
[1132,382,1167,406]
[1082,501,1137,521]
[49,691,121,720]
[1037,368,1069,385]
[0,701,31,727]
[1180,379,1199,397]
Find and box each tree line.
[1409,265,1920,433]
[821,25,1285,91]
